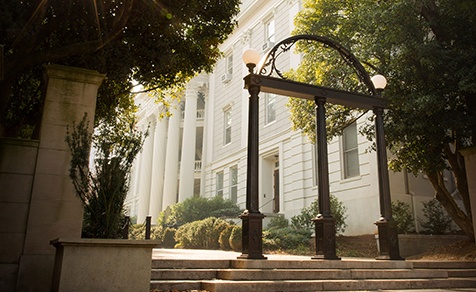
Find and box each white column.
[200,77,212,196]
[179,85,199,201]
[148,114,167,222]
[162,101,181,209]
[137,117,156,223]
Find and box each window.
[342,122,360,178]
[265,18,275,44]
[216,172,224,197]
[230,166,238,203]
[265,93,276,124]
[226,54,233,75]
[224,108,232,145]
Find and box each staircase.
[150,258,476,291]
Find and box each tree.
[0,0,240,137]
[288,0,475,241]
[66,112,147,238]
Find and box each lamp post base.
[375,219,404,260]
[238,212,267,260]
[312,216,340,260]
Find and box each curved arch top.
[258,34,377,96]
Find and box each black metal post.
[145,216,151,240]
[374,106,403,260]
[312,97,339,260]
[239,72,266,260]
[122,216,130,239]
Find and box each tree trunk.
[427,172,475,242]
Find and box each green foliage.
[174,217,234,249]
[129,224,177,248]
[289,0,474,239]
[291,195,348,235]
[66,113,146,238]
[158,196,241,227]
[229,225,242,252]
[391,201,415,234]
[419,199,453,235]
[0,0,240,137]
[219,224,234,250]
[267,216,289,230]
[263,227,312,252]
[162,227,177,248]
[263,218,312,252]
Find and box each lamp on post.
[238,49,266,260]
[371,75,403,260]
[243,48,261,74]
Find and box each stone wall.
[0,65,104,291]
[0,138,39,291]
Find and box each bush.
[129,223,147,240]
[161,227,177,248]
[419,199,453,235]
[174,217,234,249]
[229,225,242,252]
[267,216,289,230]
[128,224,164,240]
[263,227,312,252]
[219,224,234,250]
[291,195,348,234]
[391,201,415,234]
[158,196,241,227]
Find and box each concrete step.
[151,268,217,280]
[150,258,476,291]
[231,259,412,269]
[216,268,448,280]
[151,278,476,292]
[152,259,231,269]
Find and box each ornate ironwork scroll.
[258,34,377,96]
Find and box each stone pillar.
[162,101,181,209]
[179,85,199,201]
[148,115,167,222]
[137,117,156,223]
[17,65,104,291]
[460,146,476,240]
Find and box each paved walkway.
[152,248,399,261]
[153,248,308,260]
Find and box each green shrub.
[267,216,289,230]
[419,199,453,235]
[219,224,234,250]
[391,201,415,234]
[129,223,146,240]
[158,196,241,227]
[161,227,177,248]
[291,195,348,234]
[229,225,242,252]
[263,227,312,252]
[174,217,234,249]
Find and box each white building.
[126,0,451,235]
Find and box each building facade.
[126,0,455,235]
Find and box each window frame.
[229,166,238,203]
[342,122,360,179]
[223,107,232,145]
[216,171,224,197]
[226,53,233,76]
[265,18,275,44]
[265,93,277,124]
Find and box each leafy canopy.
[0,0,240,137]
